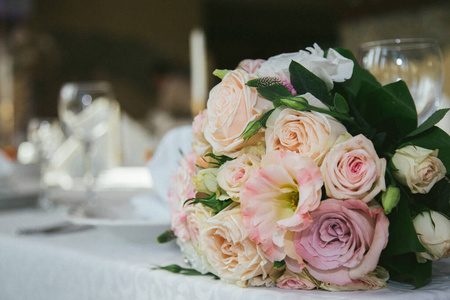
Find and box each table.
[1,207,449,300]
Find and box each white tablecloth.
[0,208,450,300]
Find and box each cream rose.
[217,154,261,201]
[203,69,273,158]
[265,94,348,166]
[413,211,450,262]
[320,134,386,202]
[198,205,272,286]
[392,145,446,194]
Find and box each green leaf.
[356,80,417,145]
[157,230,176,243]
[333,93,349,114]
[402,126,450,172]
[186,193,233,213]
[382,186,426,257]
[380,253,432,288]
[289,60,331,105]
[406,108,450,138]
[204,153,233,167]
[212,69,232,79]
[412,176,450,217]
[154,264,219,279]
[240,109,275,140]
[256,85,292,106]
[273,260,286,269]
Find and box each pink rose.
[294,199,389,286]
[203,69,273,157]
[217,153,261,201]
[167,152,198,242]
[265,96,348,165]
[276,269,317,290]
[320,134,386,202]
[191,110,211,156]
[238,59,265,74]
[241,150,323,270]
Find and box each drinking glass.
[27,118,64,210]
[58,82,115,206]
[359,38,444,124]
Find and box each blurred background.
[0,0,449,159]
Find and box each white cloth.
[147,125,193,201]
[0,151,13,180]
[0,208,450,300]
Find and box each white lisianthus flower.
[413,211,450,262]
[193,168,219,195]
[392,145,446,194]
[256,44,354,91]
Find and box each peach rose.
[217,153,261,201]
[198,206,272,286]
[265,94,347,165]
[203,69,273,158]
[320,134,386,202]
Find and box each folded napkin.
[147,125,193,201]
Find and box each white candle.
[189,28,207,116]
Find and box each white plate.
[66,193,171,242]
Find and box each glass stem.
[37,157,53,210]
[84,140,96,206]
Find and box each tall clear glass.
[359,38,444,124]
[58,82,115,206]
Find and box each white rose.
[392,146,446,194]
[198,206,272,286]
[413,211,450,262]
[217,154,261,201]
[256,43,354,91]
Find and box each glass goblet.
[58,82,115,206]
[359,38,444,124]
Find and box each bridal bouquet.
[157,44,450,291]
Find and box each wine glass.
[359,38,444,124]
[58,82,115,206]
[27,118,64,210]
